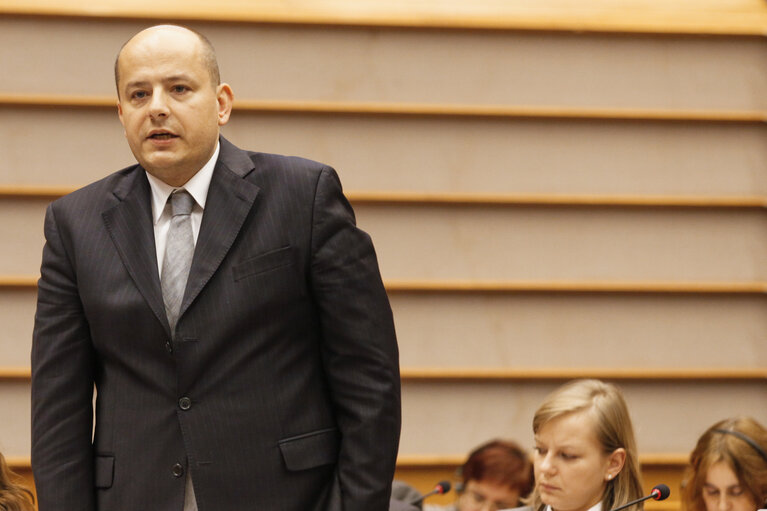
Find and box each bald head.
[115,25,220,98]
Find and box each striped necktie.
[161,189,195,336]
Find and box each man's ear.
[216,83,234,126]
[605,448,626,481]
[117,101,124,126]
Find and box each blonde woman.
[682,417,767,511]
[519,379,644,511]
[0,452,34,511]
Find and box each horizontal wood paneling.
[0,199,46,275]
[7,196,767,278]
[391,292,767,369]
[385,280,767,294]
[5,186,767,209]
[5,107,767,197]
[0,289,36,366]
[359,205,767,282]
[398,380,767,455]
[0,382,31,456]
[2,0,767,35]
[4,277,767,294]
[5,93,767,122]
[8,197,767,280]
[3,367,763,383]
[0,368,31,381]
[400,368,767,381]
[5,290,767,371]
[3,18,767,109]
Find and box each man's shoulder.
[237,149,341,194]
[219,136,335,186]
[245,150,330,175]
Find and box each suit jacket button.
[165,342,173,353]
[172,463,184,477]
[178,397,192,410]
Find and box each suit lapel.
[180,137,260,318]
[102,170,170,336]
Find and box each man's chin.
[141,158,200,186]
[139,153,181,172]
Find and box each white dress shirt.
[145,142,219,276]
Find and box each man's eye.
[534,447,546,455]
[172,85,188,93]
[727,487,744,497]
[132,91,147,99]
[704,488,719,496]
[560,452,576,460]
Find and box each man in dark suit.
[31,24,400,511]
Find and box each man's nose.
[149,90,169,118]
[717,494,730,511]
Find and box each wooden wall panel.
[0,199,47,275]
[4,0,767,35]
[5,291,766,371]
[7,197,767,280]
[399,380,767,455]
[6,106,767,198]
[0,383,31,457]
[356,205,767,281]
[0,289,36,367]
[0,107,130,185]
[8,198,767,281]
[224,115,767,197]
[2,18,767,109]
[391,293,767,369]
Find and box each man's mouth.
[148,132,178,140]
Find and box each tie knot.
[170,190,194,216]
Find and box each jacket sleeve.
[31,203,97,511]
[309,166,401,511]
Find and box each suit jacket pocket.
[278,427,340,471]
[94,455,115,489]
[233,246,295,282]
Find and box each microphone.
[609,484,670,511]
[409,480,452,505]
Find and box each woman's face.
[534,411,624,511]
[457,479,520,511]
[702,461,757,511]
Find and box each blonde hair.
[527,379,644,511]
[0,452,35,511]
[682,417,767,511]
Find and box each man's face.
[116,27,232,186]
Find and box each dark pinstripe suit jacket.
[31,136,401,511]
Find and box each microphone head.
[651,484,671,501]
[435,480,452,495]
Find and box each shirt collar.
[145,141,220,224]
[543,502,602,511]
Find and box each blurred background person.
[524,379,644,511]
[0,452,34,511]
[424,439,533,511]
[682,417,767,511]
